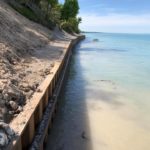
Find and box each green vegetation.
[10,2,39,22]
[8,0,81,33]
[61,0,79,20]
[61,0,81,33]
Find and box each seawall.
[6,34,85,150]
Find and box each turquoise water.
[84,33,150,88]
[80,33,150,114]
[46,33,150,150]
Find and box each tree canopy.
[61,0,79,20]
[10,0,81,33]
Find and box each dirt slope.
[0,0,74,125]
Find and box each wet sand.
[86,90,150,150]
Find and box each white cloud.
[79,13,150,33]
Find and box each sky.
[59,0,150,33]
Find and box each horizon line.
[81,31,150,35]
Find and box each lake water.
[46,33,150,150]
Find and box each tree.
[48,4,62,24]
[11,0,82,33]
[61,0,79,20]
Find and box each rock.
[9,101,18,110]
[20,83,28,88]
[0,94,3,99]
[10,79,18,86]
[3,94,9,100]
[26,70,32,74]
[0,122,15,136]
[35,83,39,88]
[20,83,31,92]
[0,121,15,147]
[3,84,25,104]
[0,106,7,121]
[0,70,5,75]
[24,87,31,93]
[13,114,18,117]
[6,127,14,137]
[40,72,45,77]
[44,69,50,75]
[37,89,42,93]
[93,38,99,42]
[8,111,14,115]
[0,88,3,93]
[0,81,5,93]
[30,83,39,91]
[18,73,26,78]
[26,91,33,99]
[7,88,18,98]
[16,106,23,113]
[0,129,8,147]
[51,63,54,67]
[12,61,17,65]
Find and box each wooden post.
[39,100,43,121]
[21,114,35,149]
[49,83,52,98]
[28,114,35,144]
[45,89,49,107]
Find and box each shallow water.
[46,33,150,150]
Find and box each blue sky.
[59,0,150,33]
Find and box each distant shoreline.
[82,31,150,35]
